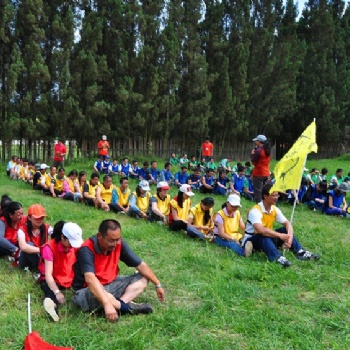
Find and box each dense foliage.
[1,0,349,157]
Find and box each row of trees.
[1,0,349,160]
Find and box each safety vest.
[116,187,131,207]
[82,237,122,285]
[250,203,277,232]
[215,209,242,241]
[189,204,213,233]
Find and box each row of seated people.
[284,178,350,217]
[93,155,254,177]
[0,199,162,323]
[0,184,319,324]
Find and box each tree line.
[1,0,349,161]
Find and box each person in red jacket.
[97,135,110,159]
[251,134,271,203]
[39,221,83,322]
[53,138,67,169]
[73,219,165,322]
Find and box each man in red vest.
[73,219,165,322]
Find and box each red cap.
[28,204,47,218]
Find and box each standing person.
[244,184,320,267]
[53,138,67,169]
[97,135,110,159]
[73,219,165,322]
[18,204,52,271]
[251,134,271,203]
[201,137,214,162]
[39,221,83,322]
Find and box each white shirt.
[245,202,287,234]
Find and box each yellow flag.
[270,121,318,193]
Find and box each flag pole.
[28,293,32,334]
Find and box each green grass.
[0,157,350,349]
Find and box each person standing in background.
[53,138,67,169]
[97,135,110,159]
[201,137,214,162]
[251,135,271,203]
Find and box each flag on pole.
[270,121,318,193]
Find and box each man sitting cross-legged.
[73,219,165,322]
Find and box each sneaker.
[33,272,41,282]
[127,302,153,315]
[43,298,59,322]
[277,256,292,268]
[244,241,253,257]
[295,249,320,261]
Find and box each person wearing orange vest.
[213,194,253,257]
[251,134,271,203]
[73,219,165,322]
[39,221,83,322]
[243,184,320,267]
[18,204,52,271]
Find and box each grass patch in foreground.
[0,158,350,349]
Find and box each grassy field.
[0,156,350,349]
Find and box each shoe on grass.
[44,298,59,322]
[295,249,320,261]
[276,256,291,268]
[244,241,253,257]
[127,302,153,315]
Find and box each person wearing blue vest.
[230,166,246,195]
[323,182,349,216]
[160,163,174,185]
[138,162,151,181]
[102,156,111,174]
[302,181,327,210]
[149,161,160,185]
[200,169,215,194]
[130,160,140,179]
[109,159,119,176]
[119,158,137,178]
[175,166,189,187]
[213,171,229,195]
[93,156,103,173]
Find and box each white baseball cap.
[40,164,49,170]
[179,184,195,196]
[157,181,170,190]
[102,135,107,140]
[227,194,241,207]
[62,222,83,248]
[139,180,150,191]
[252,135,267,142]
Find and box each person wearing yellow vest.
[128,180,151,219]
[213,194,253,257]
[83,172,100,207]
[61,170,83,202]
[169,184,195,231]
[187,197,215,240]
[96,175,119,213]
[114,177,131,214]
[244,184,320,267]
[150,181,171,224]
[50,167,66,198]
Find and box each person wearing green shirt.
[169,153,179,166]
